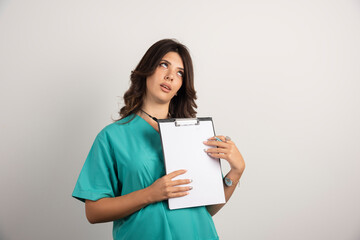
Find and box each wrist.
[142,187,155,205]
[223,173,240,187]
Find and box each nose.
[164,74,174,81]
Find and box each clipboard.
[158,117,226,210]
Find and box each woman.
[72,39,245,240]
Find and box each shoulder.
[96,114,138,141]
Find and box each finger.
[203,140,228,148]
[170,186,193,193]
[205,148,229,154]
[208,136,234,144]
[171,179,192,186]
[168,192,189,198]
[167,169,187,179]
[207,152,227,159]
[208,135,226,142]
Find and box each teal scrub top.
[72,114,219,240]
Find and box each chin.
[155,96,173,104]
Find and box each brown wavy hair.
[116,39,197,122]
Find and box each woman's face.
[145,51,184,105]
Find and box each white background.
[0,0,359,239]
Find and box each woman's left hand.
[203,136,245,176]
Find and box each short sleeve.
[72,132,120,203]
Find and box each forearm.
[85,169,191,224]
[206,169,243,216]
[85,187,152,224]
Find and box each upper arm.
[72,132,121,203]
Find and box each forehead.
[162,52,184,69]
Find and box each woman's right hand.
[146,169,192,203]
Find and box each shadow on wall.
[0,228,7,240]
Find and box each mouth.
[160,83,172,92]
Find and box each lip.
[160,82,172,91]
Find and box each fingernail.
[203,149,207,152]
[189,186,193,190]
[189,179,193,183]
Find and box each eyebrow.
[161,59,184,71]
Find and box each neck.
[140,101,170,120]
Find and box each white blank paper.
[158,118,226,210]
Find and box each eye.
[177,71,184,78]
[160,62,168,68]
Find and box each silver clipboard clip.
[175,118,200,127]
